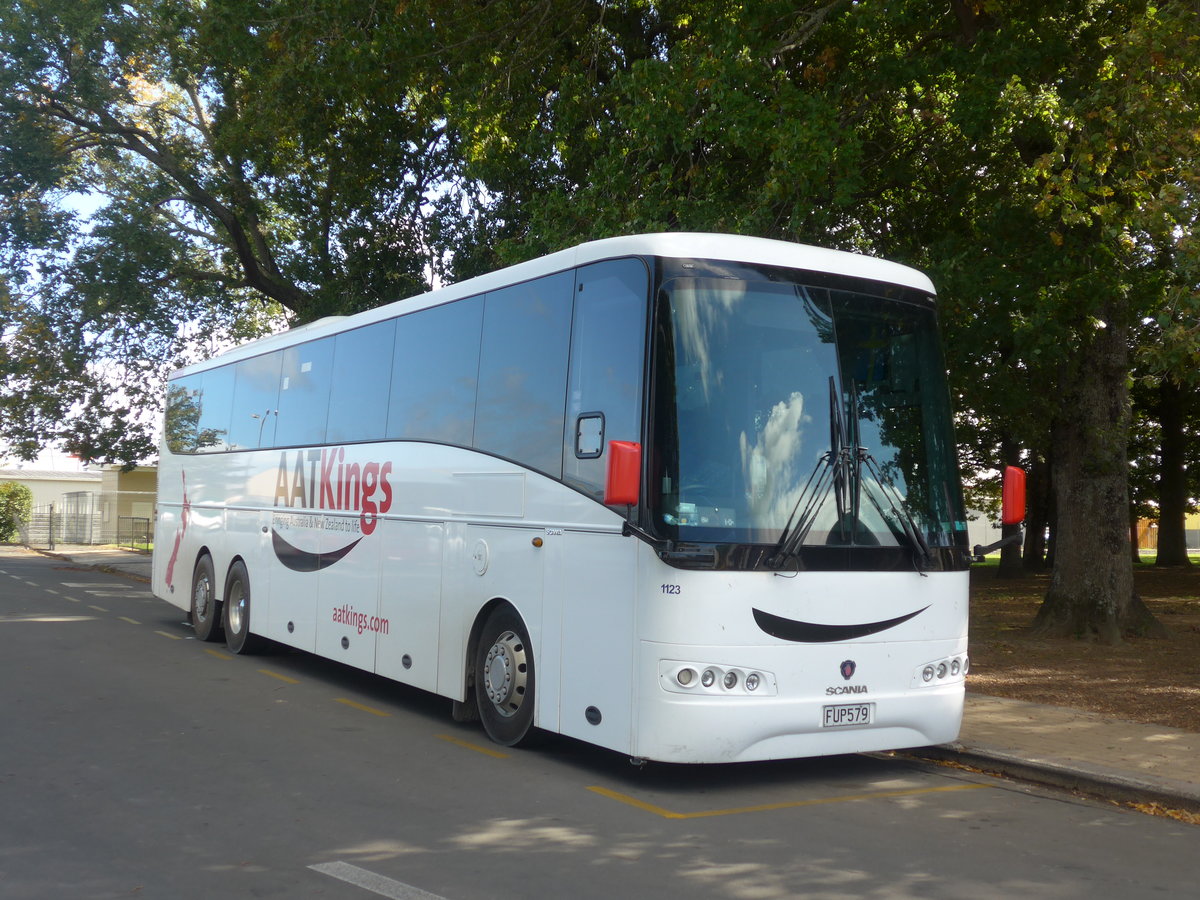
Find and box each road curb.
[907,742,1200,815]
[30,547,152,584]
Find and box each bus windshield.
[649,276,967,558]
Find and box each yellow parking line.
[259,668,300,684]
[587,786,678,817]
[155,630,183,641]
[204,648,233,660]
[587,782,993,820]
[118,616,141,625]
[435,733,510,759]
[89,605,109,612]
[335,698,391,718]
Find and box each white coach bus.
[152,232,972,763]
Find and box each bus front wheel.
[190,555,223,642]
[474,605,536,747]
[223,561,265,655]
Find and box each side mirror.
[1001,465,1026,526]
[604,440,641,506]
[972,465,1027,561]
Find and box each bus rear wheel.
[190,555,222,642]
[474,606,536,747]
[223,561,265,655]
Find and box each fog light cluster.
[915,654,969,687]
[660,661,776,696]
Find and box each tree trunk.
[1045,495,1057,570]
[1032,312,1164,641]
[1155,377,1193,567]
[1022,451,1050,570]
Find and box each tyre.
[222,560,265,655]
[473,605,536,747]
[190,555,223,642]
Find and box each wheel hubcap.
[228,584,245,634]
[193,576,211,621]
[483,630,527,717]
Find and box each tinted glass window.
[194,365,235,453]
[652,279,839,542]
[829,293,965,546]
[388,297,483,445]
[328,320,397,443]
[475,272,574,476]
[274,338,333,447]
[228,352,282,450]
[650,278,966,556]
[164,376,202,453]
[564,259,649,500]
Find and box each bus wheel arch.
[190,550,223,642]
[454,599,506,723]
[471,601,537,747]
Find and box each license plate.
[822,702,874,728]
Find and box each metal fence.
[117,516,152,551]
[20,490,156,550]
[20,503,58,550]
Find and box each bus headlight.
[915,654,968,687]
[660,661,777,696]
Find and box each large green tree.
[442,1,1197,639]
[0,0,457,463]
[2,1,1196,638]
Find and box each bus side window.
[387,297,483,446]
[328,319,397,444]
[275,337,334,448]
[474,273,574,476]
[164,378,203,453]
[228,351,283,451]
[563,258,650,502]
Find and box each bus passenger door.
[551,257,648,754]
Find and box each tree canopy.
[2,0,1197,638]
[1,0,457,459]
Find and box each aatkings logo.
[273,448,393,535]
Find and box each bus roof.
[175,233,935,376]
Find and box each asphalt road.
[2,545,1196,899]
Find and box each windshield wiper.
[768,378,852,568]
[769,377,932,572]
[858,450,932,572]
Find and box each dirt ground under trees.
[967,564,1200,732]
